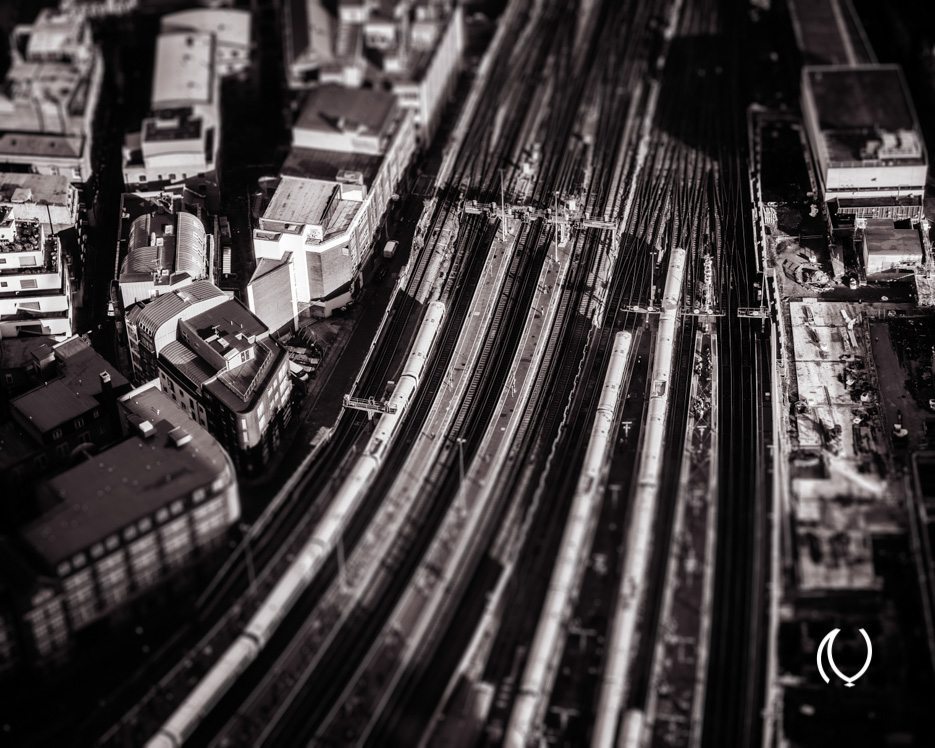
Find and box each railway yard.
[91,0,769,746]
[8,0,935,746]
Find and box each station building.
[801,65,927,220]
[0,209,74,339]
[0,381,239,666]
[248,85,416,328]
[0,9,102,183]
[285,0,463,141]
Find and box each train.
[506,332,632,748]
[146,301,447,748]
[592,247,685,748]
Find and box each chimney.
[99,370,112,392]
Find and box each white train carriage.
[145,301,447,748]
[506,332,633,748]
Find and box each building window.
[90,543,104,560]
[170,500,184,516]
[74,418,84,429]
[56,561,71,577]
[193,487,207,503]
[160,517,192,569]
[123,525,138,542]
[64,570,96,628]
[193,497,228,544]
[20,279,38,289]
[72,552,86,569]
[0,282,6,288]
[96,551,129,609]
[138,517,152,533]
[129,535,160,589]
[52,428,62,440]
[105,535,119,551]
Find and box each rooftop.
[21,386,232,567]
[161,8,252,49]
[788,0,874,66]
[11,337,128,434]
[295,83,396,137]
[186,298,266,349]
[864,221,924,258]
[262,175,338,225]
[282,146,382,186]
[127,280,226,334]
[0,133,84,159]
[152,31,215,108]
[0,335,56,371]
[804,65,923,163]
[0,173,73,208]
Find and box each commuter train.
[506,332,632,748]
[147,301,447,748]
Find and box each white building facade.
[0,209,72,339]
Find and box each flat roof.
[0,133,84,159]
[152,31,215,108]
[263,175,337,225]
[162,8,251,49]
[295,83,396,137]
[788,0,874,66]
[282,146,382,186]
[22,388,231,567]
[0,335,56,370]
[805,65,917,135]
[0,173,73,207]
[864,223,923,257]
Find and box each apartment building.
[0,209,73,339]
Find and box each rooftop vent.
[136,419,156,439]
[168,426,192,448]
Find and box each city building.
[0,209,74,339]
[161,8,252,78]
[0,335,56,399]
[801,65,928,219]
[2,381,238,664]
[58,0,138,18]
[124,280,227,384]
[117,195,213,310]
[0,172,79,233]
[0,9,103,182]
[787,0,875,67]
[122,30,220,195]
[285,0,463,140]
[860,219,924,277]
[0,336,130,502]
[157,297,292,473]
[124,281,291,472]
[248,85,416,327]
